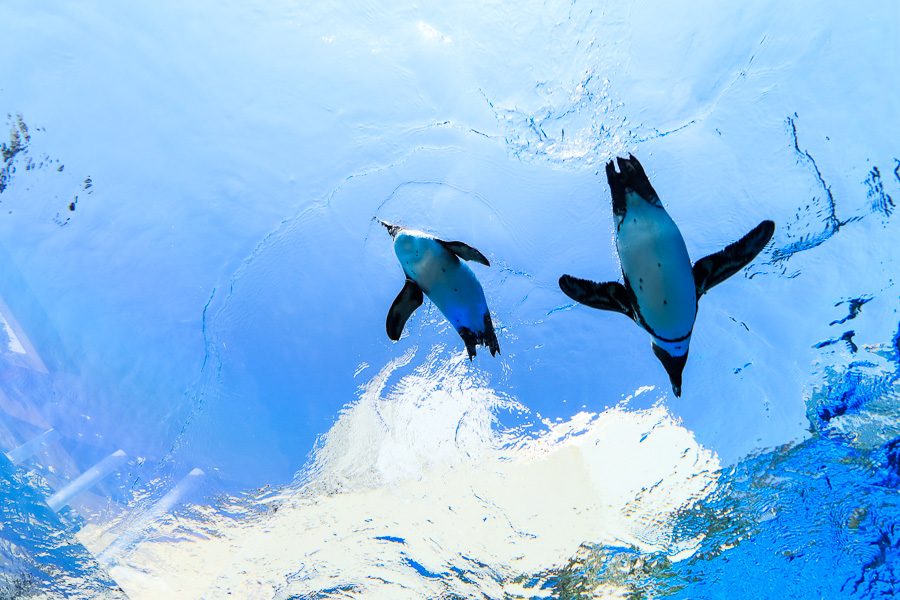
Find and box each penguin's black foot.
[457,313,500,359]
[483,312,500,357]
[606,154,661,214]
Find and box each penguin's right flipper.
[438,240,490,266]
[692,220,775,298]
[386,278,424,341]
[558,275,635,320]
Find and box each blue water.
[1,0,899,597]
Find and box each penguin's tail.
[457,312,500,360]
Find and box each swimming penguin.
[380,221,500,359]
[558,155,774,396]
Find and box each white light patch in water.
[0,310,27,355]
[101,348,719,598]
[416,21,452,44]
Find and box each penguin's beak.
[651,343,688,398]
[378,219,400,239]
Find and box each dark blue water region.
[499,324,900,599]
[0,453,124,599]
[523,429,900,599]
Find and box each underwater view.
[1,0,899,597]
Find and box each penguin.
[558,155,775,396]
[380,220,500,359]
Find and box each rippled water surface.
[1,1,899,598]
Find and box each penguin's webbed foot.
[458,327,478,360]
[606,154,660,209]
[456,313,500,360]
[483,312,500,357]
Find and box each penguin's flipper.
[692,220,776,298]
[386,278,424,341]
[438,240,490,267]
[456,312,500,360]
[558,275,635,320]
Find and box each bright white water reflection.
[98,350,719,598]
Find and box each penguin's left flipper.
[386,278,424,341]
[693,220,776,298]
[438,240,490,267]
[558,275,636,320]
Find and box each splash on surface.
[484,70,632,168]
[0,115,30,195]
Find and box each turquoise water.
[1,1,899,597]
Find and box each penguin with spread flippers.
[380,220,499,359]
[558,155,774,396]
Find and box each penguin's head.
[378,219,401,239]
[651,342,688,397]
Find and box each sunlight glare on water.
[1,0,899,597]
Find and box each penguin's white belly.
[617,203,696,340]
[394,235,487,331]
